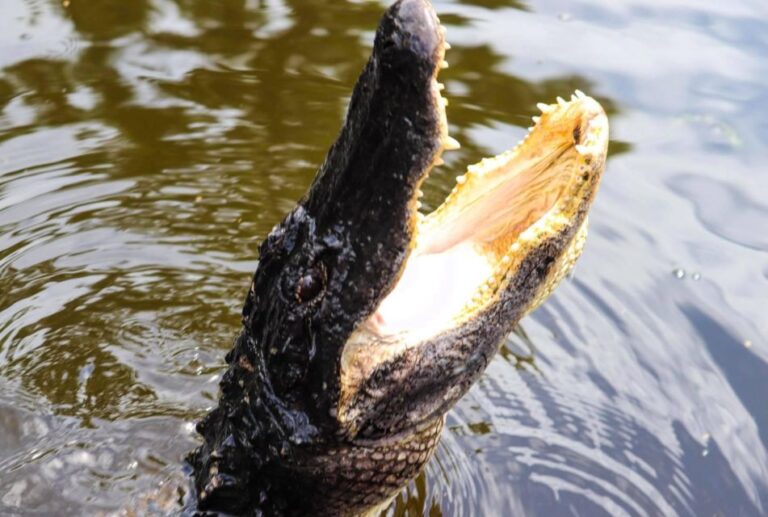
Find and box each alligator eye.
[295,264,326,304]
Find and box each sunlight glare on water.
[0,0,766,515]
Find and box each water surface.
[0,0,766,515]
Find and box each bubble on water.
[744,340,753,349]
[558,12,573,22]
[69,451,95,466]
[673,268,686,279]
[692,272,701,280]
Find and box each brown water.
[1,0,767,515]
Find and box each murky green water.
[0,0,766,515]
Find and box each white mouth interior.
[372,242,494,337]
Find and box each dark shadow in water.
[458,0,530,12]
[673,420,762,517]
[389,471,443,517]
[680,305,768,451]
[65,0,150,41]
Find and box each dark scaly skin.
[292,420,445,514]
[188,1,447,515]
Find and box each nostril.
[572,124,582,145]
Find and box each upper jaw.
[282,0,453,419]
[303,0,449,300]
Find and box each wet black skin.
[187,0,592,515]
[188,1,445,514]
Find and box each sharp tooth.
[444,136,461,150]
[532,116,540,124]
[557,96,567,107]
[440,61,449,69]
[537,102,552,113]
[527,126,535,133]
[571,94,578,101]
[417,189,424,198]
[439,97,448,107]
[574,89,586,99]
[444,41,452,49]
[435,156,445,166]
[437,83,445,91]
[456,174,466,184]
[416,201,422,209]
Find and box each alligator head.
[188,0,609,514]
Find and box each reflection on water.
[0,0,766,515]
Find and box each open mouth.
[365,92,608,345]
[336,4,609,431]
[353,34,608,346]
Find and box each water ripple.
[0,0,767,515]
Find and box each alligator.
[186,0,609,515]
